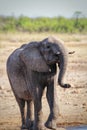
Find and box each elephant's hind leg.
[26,100,34,129]
[15,96,26,130]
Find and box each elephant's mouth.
[48,63,57,74]
[47,57,59,65]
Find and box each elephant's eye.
[46,45,50,49]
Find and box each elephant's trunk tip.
[62,83,71,88]
[58,79,71,88]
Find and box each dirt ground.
[0,33,87,130]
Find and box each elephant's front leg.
[33,87,46,130]
[45,79,59,130]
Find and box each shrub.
[0,16,87,33]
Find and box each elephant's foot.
[21,124,28,130]
[33,122,46,130]
[45,119,57,130]
[21,120,34,130]
[33,126,46,130]
[26,119,34,128]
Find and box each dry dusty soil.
[0,33,87,130]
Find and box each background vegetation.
[0,15,87,33]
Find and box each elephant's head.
[20,37,71,88]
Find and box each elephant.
[7,36,71,130]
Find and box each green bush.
[0,16,87,33]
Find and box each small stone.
[82,103,86,106]
[0,86,3,90]
[73,104,78,106]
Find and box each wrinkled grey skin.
[7,36,71,130]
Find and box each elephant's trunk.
[58,50,71,88]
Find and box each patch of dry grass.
[0,33,87,130]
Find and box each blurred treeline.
[0,16,87,33]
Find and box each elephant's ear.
[20,46,49,72]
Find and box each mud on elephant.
[7,36,71,130]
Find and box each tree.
[73,11,84,27]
